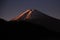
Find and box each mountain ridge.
[10,9,60,32]
[0,9,60,32]
[10,9,60,21]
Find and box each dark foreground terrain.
[0,18,58,40]
[0,18,54,32]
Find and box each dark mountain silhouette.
[0,10,55,32]
[10,9,60,32]
[0,9,60,40]
[0,9,60,32]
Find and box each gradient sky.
[0,0,60,21]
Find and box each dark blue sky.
[0,0,60,21]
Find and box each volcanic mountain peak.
[11,9,32,21]
[11,9,38,21]
[10,9,60,22]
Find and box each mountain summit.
[11,9,42,21]
[11,9,33,21]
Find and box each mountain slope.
[11,9,32,21]
[10,9,60,32]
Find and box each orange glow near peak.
[11,9,32,21]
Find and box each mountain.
[10,9,60,32]
[0,9,60,32]
[0,9,59,40]
[0,10,53,32]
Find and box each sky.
[0,0,60,21]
